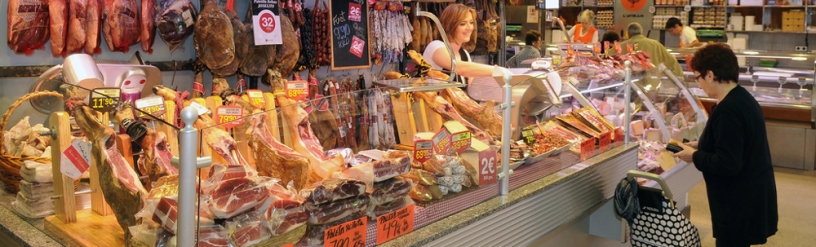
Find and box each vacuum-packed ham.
[370,177,412,205]
[102,0,140,53]
[306,195,369,225]
[300,178,366,205]
[66,0,88,54]
[48,0,68,57]
[156,0,196,52]
[7,0,50,55]
[208,177,268,219]
[140,0,156,53]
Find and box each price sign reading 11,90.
[90,88,120,113]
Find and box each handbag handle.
[626,170,675,209]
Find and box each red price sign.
[247,90,265,108]
[413,140,433,163]
[286,80,308,101]
[60,139,91,179]
[451,131,471,154]
[376,204,415,244]
[599,132,612,153]
[593,42,601,54]
[478,149,498,186]
[614,127,625,146]
[324,217,367,247]
[350,36,365,58]
[432,129,451,154]
[215,106,244,129]
[259,12,276,33]
[580,137,596,161]
[614,41,622,54]
[135,96,166,119]
[348,3,362,22]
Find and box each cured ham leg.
[85,0,102,54]
[276,94,344,184]
[441,88,503,137]
[114,107,178,184]
[247,113,310,190]
[411,91,493,141]
[66,0,88,54]
[73,106,147,244]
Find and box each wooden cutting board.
[44,210,125,247]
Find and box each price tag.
[413,140,433,163]
[593,42,601,54]
[189,101,210,115]
[247,90,265,108]
[60,139,92,179]
[580,137,596,161]
[286,80,309,100]
[282,244,293,247]
[604,41,611,54]
[215,106,244,129]
[323,217,367,247]
[135,96,166,119]
[90,87,120,113]
[614,41,622,54]
[614,127,625,147]
[599,131,612,153]
[451,131,471,154]
[521,129,536,145]
[376,204,415,244]
[626,43,633,53]
[478,148,498,186]
[432,129,451,154]
[252,1,282,45]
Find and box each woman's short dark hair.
[525,31,542,45]
[690,43,739,83]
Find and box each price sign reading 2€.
[215,106,244,130]
[479,149,498,186]
[324,217,367,247]
[376,204,415,244]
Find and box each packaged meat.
[542,121,586,143]
[383,150,409,159]
[300,212,366,246]
[556,115,601,137]
[102,0,141,53]
[460,173,473,188]
[327,148,354,167]
[373,157,412,182]
[208,177,269,219]
[149,196,215,234]
[427,185,445,199]
[156,0,196,53]
[438,185,450,196]
[369,196,413,217]
[20,160,53,183]
[197,225,231,247]
[12,192,54,218]
[228,212,272,247]
[65,0,88,54]
[572,107,615,134]
[128,222,162,247]
[7,0,50,55]
[438,176,455,188]
[84,0,102,54]
[400,168,438,186]
[18,180,53,199]
[370,177,412,205]
[140,0,156,53]
[352,154,373,166]
[421,156,446,176]
[299,178,366,205]
[408,184,433,202]
[306,195,369,225]
[49,0,68,57]
[332,164,374,194]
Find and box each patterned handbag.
[615,171,701,247]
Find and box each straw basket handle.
[0,91,64,155]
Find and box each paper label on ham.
[60,139,92,179]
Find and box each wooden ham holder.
[45,112,125,247]
[391,92,444,149]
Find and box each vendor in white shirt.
[422,4,496,85]
[665,17,703,48]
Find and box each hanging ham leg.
[276,94,344,184]
[73,106,147,244]
[140,0,156,53]
[49,0,69,57]
[102,0,141,53]
[247,113,310,190]
[412,91,493,141]
[66,0,88,54]
[440,88,503,137]
[114,107,178,184]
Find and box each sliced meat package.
[369,195,413,217]
[306,195,369,225]
[156,0,197,53]
[208,176,269,219]
[373,157,411,182]
[370,177,412,205]
[66,0,88,54]
[197,225,231,247]
[7,0,50,55]
[102,0,140,53]
[48,0,68,57]
[227,212,272,247]
[255,181,308,236]
[299,178,366,205]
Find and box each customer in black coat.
[673,43,778,247]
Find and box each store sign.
[376,204,415,244]
[61,139,92,179]
[580,137,596,161]
[324,217,367,247]
[615,0,653,32]
[599,131,612,152]
[286,80,308,101]
[90,88,120,113]
[215,106,244,130]
[252,0,282,45]
[479,149,498,186]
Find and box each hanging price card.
[593,42,601,54]
[614,41,622,54]
[286,80,309,100]
[215,106,244,130]
[614,127,625,147]
[599,131,612,153]
[135,96,166,119]
[626,43,634,53]
[324,217,367,247]
[580,137,596,161]
[247,90,265,108]
[478,148,498,186]
[376,204,415,244]
[90,88,120,113]
[413,140,433,163]
[432,129,451,154]
[451,130,471,154]
[60,139,92,179]
[521,129,536,145]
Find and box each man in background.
[623,23,683,76]
[666,17,702,48]
[506,30,542,68]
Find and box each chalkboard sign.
[329,0,371,69]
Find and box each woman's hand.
[672,142,696,163]
[684,141,698,149]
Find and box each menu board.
[329,0,371,69]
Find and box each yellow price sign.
[451,131,471,154]
[246,90,265,108]
[286,80,308,101]
[90,87,120,113]
[135,96,166,119]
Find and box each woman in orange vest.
[566,10,598,43]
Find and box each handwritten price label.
[413,140,433,163]
[286,80,308,101]
[247,90,265,108]
[479,148,498,186]
[432,129,451,155]
[324,217,366,247]
[215,106,244,129]
[60,139,92,180]
[135,96,166,119]
[522,129,536,145]
[599,131,612,153]
[451,131,471,154]
[90,88,120,113]
[376,204,415,244]
[580,137,596,161]
[614,127,625,147]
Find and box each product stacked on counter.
[595,10,614,28]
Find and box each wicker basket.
[0,91,64,193]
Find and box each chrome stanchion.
[624,61,632,145]
[174,107,212,247]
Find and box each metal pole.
[499,0,507,67]
[624,61,632,145]
[177,107,199,247]
[500,70,512,195]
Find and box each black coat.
[692,85,778,244]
